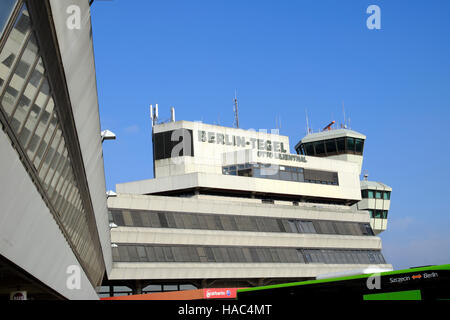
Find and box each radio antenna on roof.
[234,90,239,128]
[305,108,310,135]
[150,104,159,128]
[342,101,347,129]
[275,115,282,131]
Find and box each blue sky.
[90,0,450,270]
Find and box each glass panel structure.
[0,3,104,286]
[112,244,386,265]
[362,189,391,200]
[222,163,338,186]
[370,210,388,219]
[347,137,355,153]
[297,137,364,157]
[109,208,377,237]
[325,139,337,154]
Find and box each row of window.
[368,210,388,219]
[0,4,103,285]
[222,163,339,186]
[112,244,386,265]
[296,137,364,157]
[361,189,391,200]
[109,209,375,236]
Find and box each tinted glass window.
[336,138,345,153]
[279,169,292,181]
[224,163,338,185]
[304,169,339,185]
[362,224,374,236]
[314,141,325,155]
[109,209,377,237]
[325,139,337,154]
[287,220,298,233]
[113,245,385,265]
[347,137,355,152]
[297,221,316,233]
[304,143,314,155]
[297,144,305,155]
[355,138,364,154]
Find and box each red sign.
[203,288,237,299]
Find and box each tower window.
[336,138,346,153]
[314,141,325,155]
[325,139,337,155]
[362,189,391,200]
[305,143,314,155]
[355,138,364,154]
[347,137,355,153]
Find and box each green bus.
[237,264,450,301]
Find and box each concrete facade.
[0,123,98,299]
[106,121,393,291]
[0,0,110,299]
[49,0,112,277]
[357,180,392,235]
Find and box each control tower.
[295,122,391,235]
[294,122,366,173]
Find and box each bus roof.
[237,264,450,294]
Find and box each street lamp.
[101,129,116,142]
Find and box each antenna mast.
[305,108,310,134]
[150,103,159,128]
[342,101,347,128]
[234,90,239,128]
[150,104,153,127]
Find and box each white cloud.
[124,124,140,134]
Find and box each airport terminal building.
[0,0,111,299]
[0,0,392,299]
[103,117,392,295]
